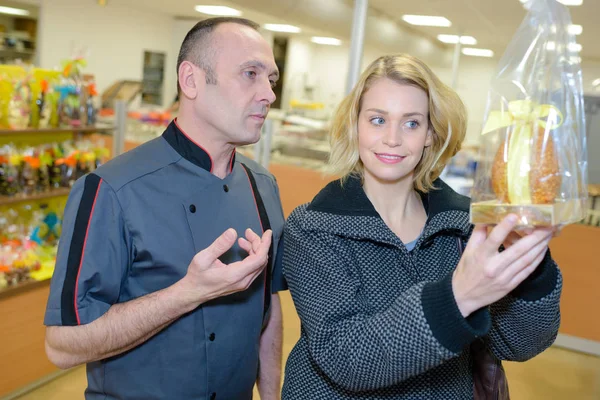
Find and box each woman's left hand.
[503,227,559,249]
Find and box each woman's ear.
[425,128,434,147]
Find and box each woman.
[281,54,561,399]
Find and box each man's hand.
[179,228,272,309]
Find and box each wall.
[279,36,495,145]
[34,0,600,153]
[281,36,600,153]
[38,0,174,108]
[279,37,313,113]
[445,57,497,146]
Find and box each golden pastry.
[491,125,560,204]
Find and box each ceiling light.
[437,35,477,45]
[592,79,600,86]
[263,24,301,33]
[0,6,29,16]
[311,37,341,46]
[568,24,583,35]
[462,48,494,57]
[520,0,582,5]
[194,5,242,16]
[546,41,581,52]
[401,15,451,27]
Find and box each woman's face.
[358,78,433,185]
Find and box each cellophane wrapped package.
[470,0,588,227]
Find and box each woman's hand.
[452,215,553,317]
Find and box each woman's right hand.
[452,214,554,317]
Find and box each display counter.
[0,279,57,398]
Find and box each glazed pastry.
[491,125,560,204]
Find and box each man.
[44,17,285,400]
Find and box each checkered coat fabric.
[281,177,562,399]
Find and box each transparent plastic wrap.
[470,0,588,227]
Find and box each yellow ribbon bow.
[482,99,563,135]
[482,100,564,205]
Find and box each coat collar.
[162,119,236,173]
[303,175,472,246]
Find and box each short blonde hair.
[328,54,467,192]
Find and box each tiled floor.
[14,291,600,400]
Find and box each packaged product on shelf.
[56,57,92,128]
[8,77,31,129]
[33,79,51,129]
[48,143,63,189]
[470,0,588,227]
[0,139,108,196]
[0,201,64,288]
[0,145,21,196]
[86,82,98,126]
[38,146,53,190]
[20,149,39,195]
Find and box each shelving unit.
[0,125,114,136]
[0,187,71,206]
[0,100,127,398]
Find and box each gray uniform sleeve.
[283,207,490,392]
[270,177,287,293]
[487,251,562,361]
[44,173,130,326]
[271,234,287,292]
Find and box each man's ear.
[178,61,202,99]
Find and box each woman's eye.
[405,120,420,129]
[370,117,385,126]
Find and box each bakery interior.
[0,0,599,398]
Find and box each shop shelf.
[0,125,114,136]
[0,187,71,206]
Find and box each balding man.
[44,17,286,400]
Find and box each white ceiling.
[113,0,599,62]
[368,0,600,60]
[5,0,598,69]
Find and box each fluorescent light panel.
[401,15,451,27]
[0,6,29,16]
[569,24,583,35]
[311,36,341,46]
[520,0,582,5]
[263,24,301,33]
[546,41,582,52]
[437,34,477,45]
[462,48,494,57]
[592,78,600,87]
[194,5,242,16]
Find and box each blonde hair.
[328,54,467,192]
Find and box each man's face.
[195,24,278,146]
